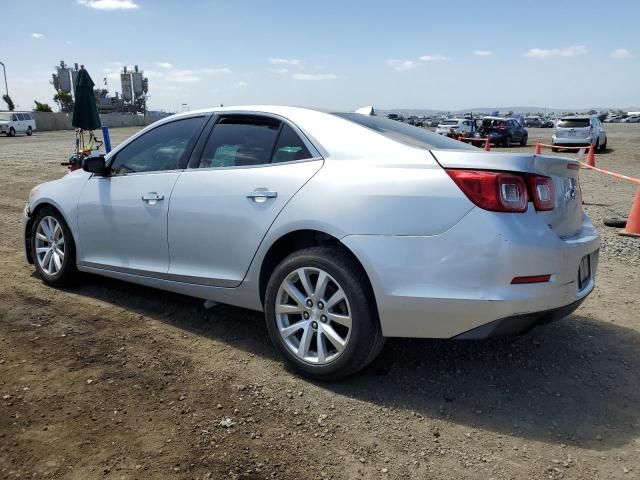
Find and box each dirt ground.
[0,124,639,480]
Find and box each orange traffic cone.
[586,145,596,167]
[534,143,541,155]
[619,187,640,238]
[484,137,491,151]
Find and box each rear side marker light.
[511,275,551,284]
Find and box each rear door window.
[199,116,281,168]
[272,124,312,163]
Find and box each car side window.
[109,116,205,175]
[11,114,17,122]
[199,116,281,168]
[272,124,312,163]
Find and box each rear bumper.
[552,136,593,146]
[453,297,586,339]
[342,207,599,339]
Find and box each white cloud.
[419,54,448,61]
[611,48,632,59]
[523,45,587,58]
[31,33,44,39]
[165,69,201,83]
[201,67,232,74]
[156,62,173,69]
[473,50,493,57]
[386,59,418,71]
[233,81,248,88]
[292,73,337,81]
[269,58,301,67]
[78,0,139,10]
[270,68,289,75]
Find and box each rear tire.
[8,127,15,137]
[264,247,384,381]
[504,136,512,148]
[600,137,607,151]
[30,206,77,286]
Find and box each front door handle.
[246,190,277,203]
[141,192,164,205]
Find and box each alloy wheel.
[275,267,352,365]
[35,216,65,276]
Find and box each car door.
[167,114,324,287]
[76,115,208,275]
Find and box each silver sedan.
[22,106,600,380]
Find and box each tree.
[53,90,73,112]
[33,100,53,112]
[587,109,597,115]
[2,94,14,111]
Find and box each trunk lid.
[431,150,583,238]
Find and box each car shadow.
[64,273,640,450]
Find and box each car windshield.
[0,113,12,121]
[557,118,590,128]
[333,113,474,150]
[440,120,459,125]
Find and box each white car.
[552,115,607,151]
[22,106,600,380]
[435,118,475,137]
[0,111,36,136]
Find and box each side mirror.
[83,156,109,176]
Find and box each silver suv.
[552,115,607,152]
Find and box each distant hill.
[376,106,640,117]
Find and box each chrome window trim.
[188,157,323,173]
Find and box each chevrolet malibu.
[23,106,600,380]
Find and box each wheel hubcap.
[35,216,65,276]
[275,267,352,365]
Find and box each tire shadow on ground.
[67,273,640,451]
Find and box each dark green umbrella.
[72,66,101,130]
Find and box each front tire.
[30,207,77,286]
[27,126,33,136]
[504,136,512,148]
[264,247,384,381]
[8,127,15,137]
[520,135,528,147]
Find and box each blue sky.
[3,0,639,112]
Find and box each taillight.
[525,174,555,211]
[445,169,528,212]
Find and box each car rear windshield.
[333,113,474,151]
[557,118,590,128]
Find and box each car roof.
[560,115,591,119]
[161,105,430,160]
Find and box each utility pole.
[0,61,8,97]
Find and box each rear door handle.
[141,192,164,205]
[246,190,277,202]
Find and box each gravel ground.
[0,124,639,480]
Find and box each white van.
[435,118,475,137]
[0,111,37,136]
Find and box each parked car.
[540,118,555,128]
[0,111,36,136]
[524,116,542,128]
[22,106,599,380]
[476,116,528,147]
[435,118,475,137]
[552,115,607,152]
